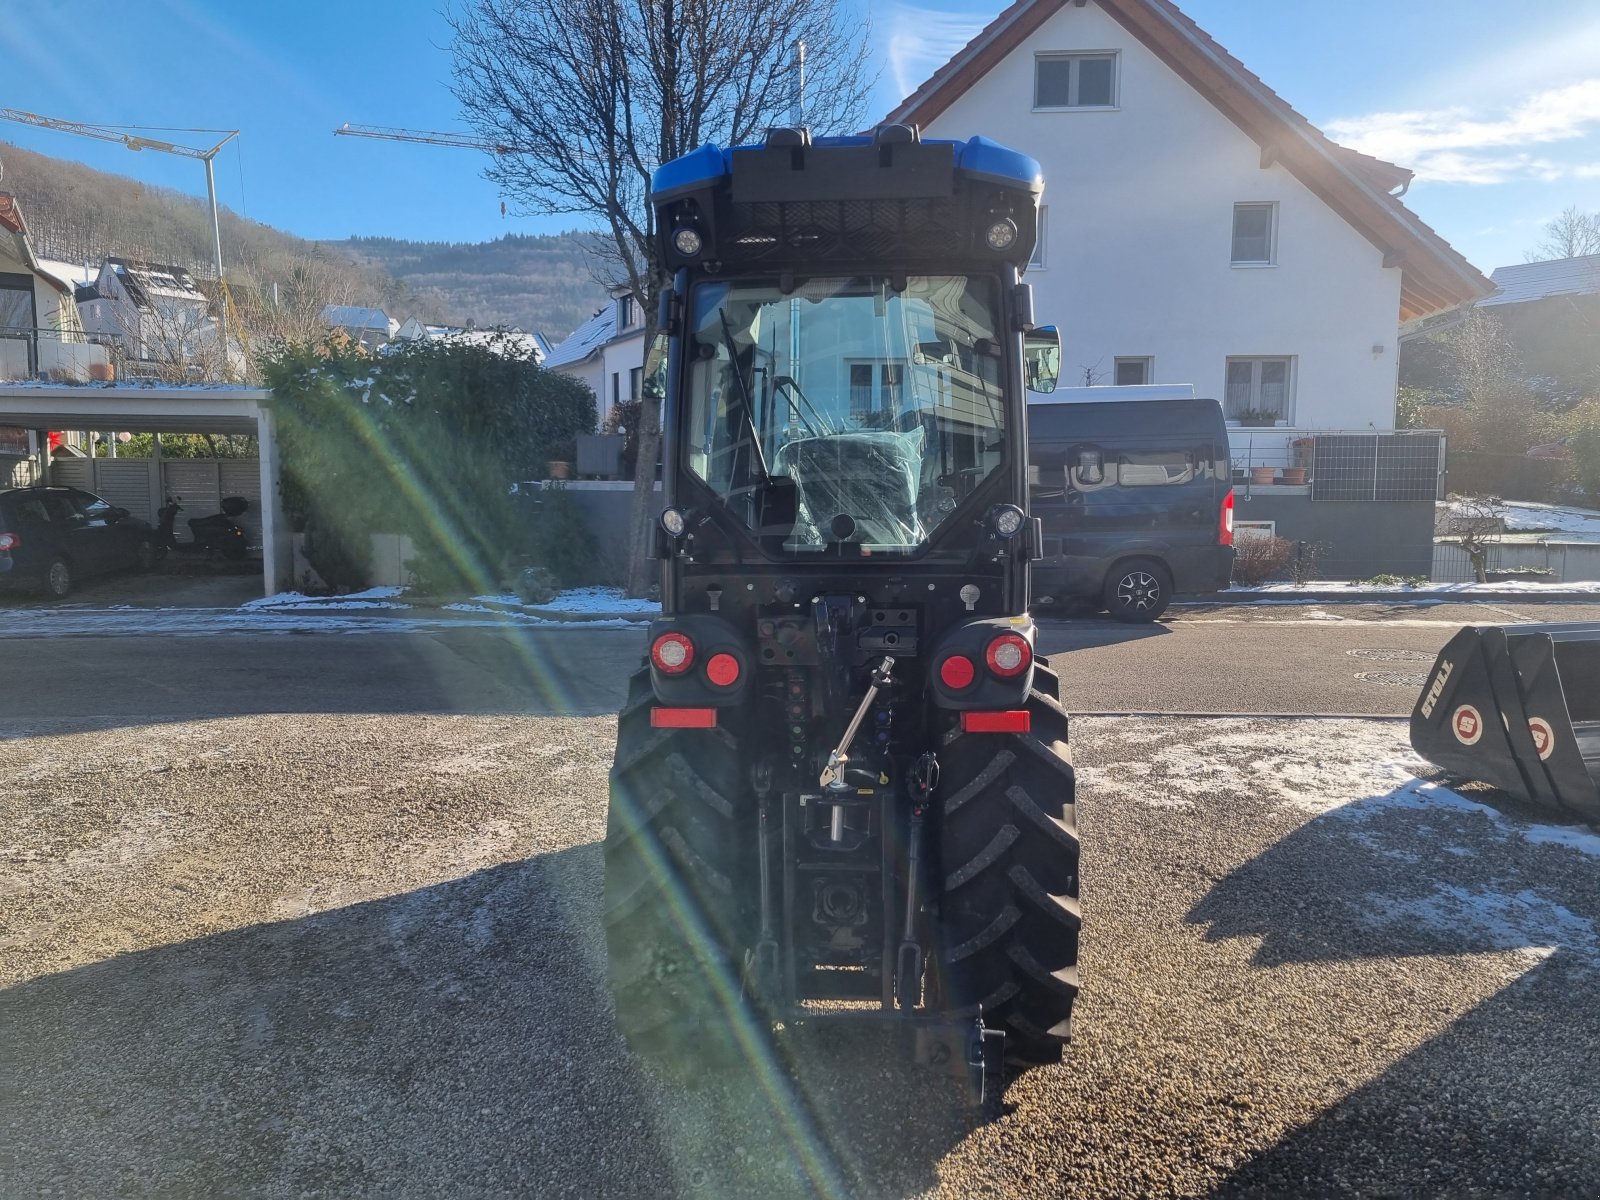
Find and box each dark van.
[1027,389,1234,622]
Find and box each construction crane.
[0,107,249,356]
[334,123,509,154]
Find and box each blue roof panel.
[651,134,1041,201]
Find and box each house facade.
[545,289,649,429]
[321,304,398,350]
[886,0,1490,432]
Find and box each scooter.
[156,495,251,561]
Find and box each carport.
[0,384,289,596]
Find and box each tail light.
[938,654,976,690]
[705,652,740,687]
[0,532,17,552]
[1220,490,1234,547]
[650,631,695,674]
[985,633,1032,678]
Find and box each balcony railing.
[1228,427,1446,502]
[0,326,116,384]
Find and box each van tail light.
[651,707,717,728]
[984,633,1032,678]
[938,654,976,690]
[650,631,695,674]
[0,532,17,552]
[1219,490,1235,547]
[705,652,740,687]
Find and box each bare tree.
[1441,493,1505,583]
[1527,206,1600,262]
[449,0,874,595]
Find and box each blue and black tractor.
[604,124,1077,1108]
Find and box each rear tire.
[43,557,72,600]
[1104,557,1172,623]
[604,667,750,1065]
[935,662,1079,1066]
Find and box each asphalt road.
[10,599,1600,732]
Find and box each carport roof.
[0,383,271,435]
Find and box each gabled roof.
[884,0,1492,322]
[0,194,72,296]
[1480,254,1600,308]
[544,305,618,369]
[321,304,394,334]
[104,257,207,310]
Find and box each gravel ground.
[3,712,1598,1198]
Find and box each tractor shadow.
[1,843,973,1198]
[1187,782,1600,1195]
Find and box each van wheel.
[1104,558,1171,623]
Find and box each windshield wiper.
[719,310,774,485]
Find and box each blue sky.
[4,0,1600,272]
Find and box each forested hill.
[0,139,611,341]
[328,233,611,341]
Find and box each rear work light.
[1220,489,1235,547]
[938,654,976,690]
[705,652,740,688]
[0,532,17,552]
[985,633,1032,678]
[962,710,1032,733]
[651,707,717,728]
[650,631,695,674]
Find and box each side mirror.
[108,506,129,522]
[1024,325,1061,394]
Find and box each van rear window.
[1117,451,1194,487]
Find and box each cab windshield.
[682,275,1006,553]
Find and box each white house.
[0,194,105,386]
[78,256,227,378]
[392,316,551,363]
[884,0,1491,431]
[545,289,649,428]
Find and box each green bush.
[262,335,596,592]
[1569,419,1600,501]
[523,484,598,587]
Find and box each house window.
[1035,53,1117,110]
[1030,206,1047,269]
[1113,357,1152,385]
[629,366,642,401]
[619,294,637,329]
[611,372,621,410]
[846,359,906,417]
[1231,202,1277,265]
[1225,356,1294,422]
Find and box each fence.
[1228,428,1446,502]
[0,325,226,384]
[1432,539,1600,584]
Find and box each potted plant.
[1250,465,1277,485]
[546,438,577,480]
[1234,408,1281,428]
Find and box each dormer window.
[619,293,637,329]
[1035,53,1117,110]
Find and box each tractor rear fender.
[647,614,754,706]
[1410,623,1600,822]
[928,616,1036,710]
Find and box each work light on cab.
[985,633,1031,677]
[672,226,703,257]
[985,217,1018,252]
[651,631,695,674]
[989,504,1025,538]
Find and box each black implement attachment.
[1410,623,1600,823]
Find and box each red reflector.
[961,710,1032,733]
[1220,489,1235,547]
[705,652,740,687]
[938,654,976,690]
[650,707,718,728]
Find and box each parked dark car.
[0,486,158,599]
[1028,393,1235,622]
